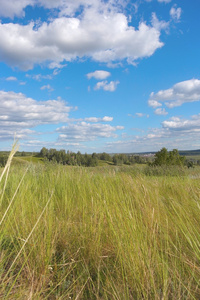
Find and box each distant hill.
[178,149,200,156]
[0,149,200,157]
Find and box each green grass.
[13,156,44,164]
[0,152,200,299]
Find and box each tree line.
[1,147,199,168]
[39,147,151,167]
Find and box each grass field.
[0,149,200,299]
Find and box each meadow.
[0,147,200,299]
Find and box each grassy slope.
[0,163,200,299]
[13,156,44,163]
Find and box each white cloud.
[170,5,182,21]
[0,91,72,134]
[102,116,113,122]
[57,121,124,142]
[128,113,149,118]
[162,114,200,131]
[6,76,17,81]
[0,0,130,19]
[106,113,200,152]
[0,3,164,70]
[154,108,168,115]
[106,120,200,153]
[0,128,35,141]
[87,70,111,80]
[26,73,53,81]
[94,80,119,92]
[40,84,54,91]
[149,79,200,108]
[48,62,67,69]
[84,116,113,122]
[151,13,169,32]
[0,0,34,18]
[157,0,171,3]
[148,99,162,108]
[136,113,148,118]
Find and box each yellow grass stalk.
[0,140,19,206]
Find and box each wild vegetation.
[0,144,200,299]
[38,147,151,167]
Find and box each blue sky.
[0,0,200,153]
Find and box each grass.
[13,156,44,164]
[0,150,200,299]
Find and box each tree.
[99,152,111,161]
[187,161,194,169]
[40,147,48,157]
[154,147,168,166]
[0,155,8,167]
[153,148,185,166]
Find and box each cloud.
[26,73,53,81]
[148,100,162,108]
[87,70,111,80]
[0,2,164,70]
[0,91,72,136]
[105,121,200,153]
[157,0,171,3]
[170,5,182,21]
[40,84,54,91]
[148,79,200,108]
[154,108,168,115]
[0,128,35,141]
[84,116,113,122]
[0,0,128,19]
[106,113,200,153]
[0,0,34,18]
[151,13,169,32]
[94,80,119,92]
[162,114,200,131]
[6,76,17,81]
[57,121,124,142]
[135,113,149,118]
[102,116,113,122]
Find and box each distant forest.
[0,147,200,168]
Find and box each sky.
[0,0,200,153]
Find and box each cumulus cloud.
[0,128,35,141]
[154,108,168,115]
[149,79,200,108]
[157,0,171,3]
[87,70,111,80]
[0,0,129,19]
[26,73,53,81]
[0,91,72,132]
[162,114,200,131]
[0,90,118,144]
[106,117,200,153]
[84,116,113,122]
[6,76,17,81]
[0,1,164,70]
[135,113,149,118]
[170,5,182,21]
[151,13,169,31]
[57,122,124,142]
[40,84,54,91]
[0,0,34,18]
[148,100,162,108]
[107,113,200,152]
[94,80,119,92]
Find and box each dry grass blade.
[0,141,19,206]
[0,167,29,227]
[2,190,54,285]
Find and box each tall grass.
[0,158,200,298]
